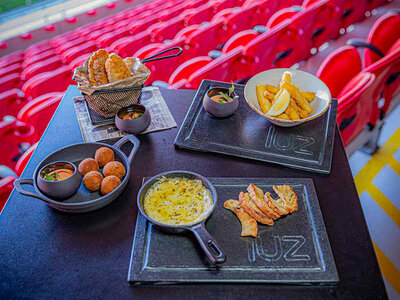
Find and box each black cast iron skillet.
[14,135,140,213]
[137,170,226,264]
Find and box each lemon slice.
[266,89,290,116]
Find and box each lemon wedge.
[266,89,290,116]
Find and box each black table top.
[0,86,387,299]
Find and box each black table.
[0,86,387,299]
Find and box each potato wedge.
[247,184,280,220]
[276,113,290,120]
[301,91,315,102]
[280,71,292,86]
[280,82,313,114]
[256,85,272,113]
[239,192,274,226]
[285,102,300,120]
[264,90,275,102]
[224,199,258,237]
[265,85,279,94]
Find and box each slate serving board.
[174,80,337,174]
[128,177,339,284]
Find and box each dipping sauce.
[40,162,75,182]
[210,95,233,103]
[122,111,143,120]
[143,177,213,225]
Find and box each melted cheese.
[143,177,213,225]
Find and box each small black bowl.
[115,104,151,134]
[37,161,82,200]
[203,87,239,118]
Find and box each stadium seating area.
[0,0,399,212]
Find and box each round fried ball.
[100,175,121,195]
[83,171,103,192]
[78,158,99,176]
[103,161,126,179]
[94,147,114,167]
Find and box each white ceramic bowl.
[244,68,332,127]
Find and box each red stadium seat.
[150,16,186,42]
[110,32,152,58]
[0,119,35,170]
[168,56,212,85]
[184,47,245,88]
[0,176,16,213]
[20,56,64,81]
[22,49,56,68]
[185,20,225,57]
[15,142,38,176]
[134,44,164,61]
[267,7,301,29]
[22,67,72,99]
[364,12,400,66]
[242,21,288,75]
[333,0,368,30]
[86,27,115,42]
[184,2,215,25]
[18,93,62,142]
[0,73,21,93]
[224,3,261,36]
[367,0,389,13]
[222,30,258,53]
[0,63,22,77]
[61,43,97,63]
[384,40,400,104]
[212,8,237,22]
[25,39,52,57]
[51,34,81,48]
[316,46,362,97]
[0,89,28,119]
[56,38,86,54]
[96,28,131,48]
[336,72,376,145]
[175,25,202,40]
[0,51,24,68]
[144,39,187,83]
[69,53,91,69]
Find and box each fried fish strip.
[105,53,132,83]
[300,91,315,102]
[290,98,308,119]
[88,49,109,86]
[277,113,290,120]
[285,101,300,120]
[247,184,280,220]
[265,192,289,216]
[265,85,279,94]
[280,71,292,86]
[273,185,298,213]
[224,199,258,237]
[280,82,313,114]
[239,192,274,226]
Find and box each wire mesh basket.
[82,85,143,118]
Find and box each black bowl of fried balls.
[78,147,126,195]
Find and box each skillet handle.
[188,223,226,264]
[114,135,140,165]
[14,178,48,203]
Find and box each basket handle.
[141,47,183,64]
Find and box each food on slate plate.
[210,83,236,103]
[122,111,143,120]
[95,147,115,167]
[87,49,133,86]
[224,200,258,237]
[40,162,75,181]
[256,71,315,120]
[103,161,126,180]
[101,175,121,195]
[224,184,298,238]
[143,177,213,225]
[78,158,99,176]
[83,171,104,192]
